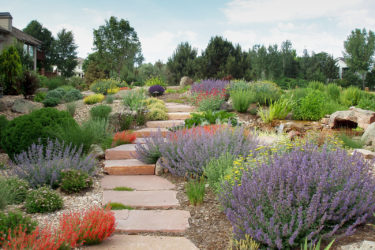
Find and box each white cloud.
[139,30,199,63]
[223,0,363,24]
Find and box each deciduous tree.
[52,29,78,77]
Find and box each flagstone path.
[87,103,198,249]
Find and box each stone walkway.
[88,103,198,249]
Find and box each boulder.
[155,158,163,176]
[0,100,6,112]
[353,148,375,160]
[88,144,105,159]
[340,240,375,250]
[11,99,41,114]
[81,90,95,97]
[328,107,375,130]
[220,101,234,112]
[361,122,375,147]
[179,76,193,87]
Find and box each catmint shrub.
[11,139,97,188]
[220,144,375,249]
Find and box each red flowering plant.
[190,80,229,111]
[112,130,137,146]
[119,87,130,90]
[3,206,116,249]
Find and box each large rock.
[179,76,193,87]
[113,89,130,99]
[361,122,375,147]
[0,100,6,112]
[328,107,375,130]
[353,148,375,159]
[11,99,41,114]
[340,240,375,250]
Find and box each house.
[74,57,84,78]
[337,57,349,79]
[0,12,41,71]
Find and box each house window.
[29,45,33,57]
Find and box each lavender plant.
[219,144,375,249]
[135,132,165,164]
[11,139,97,188]
[158,126,259,177]
[191,79,230,94]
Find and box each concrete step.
[166,104,195,112]
[167,112,192,120]
[146,120,184,128]
[133,128,169,138]
[114,210,190,233]
[103,190,178,209]
[103,159,155,175]
[85,235,198,250]
[105,144,137,160]
[101,175,175,191]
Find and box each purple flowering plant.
[191,79,230,94]
[11,138,97,188]
[148,85,165,96]
[219,143,375,249]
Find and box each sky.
[2,0,375,63]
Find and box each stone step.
[167,112,192,120]
[103,190,178,209]
[103,159,155,175]
[105,144,137,160]
[85,235,198,250]
[133,128,169,138]
[146,120,184,128]
[114,210,190,233]
[166,104,195,112]
[101,175,175,191]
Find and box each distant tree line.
[16,16,375,89]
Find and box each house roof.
[10,27,41,46]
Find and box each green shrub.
[186,178,205,206]
[357,94,375,111]
[90,105,112,121]
[45,87,65,101]
[90,79,127,94]
[42,97,60,107]
[148,102,167,112]
[0,210,37,244]
[42,76,67,90]
[25,187,63,213]
[120,114,134,130]
[65,102,77,117]
[250,81,281,105]
[0,178,9,209]
[59,85,75,91]
[60,169,93,194]
[204,153,235,193]
[340,86,362,107]
[338,134,363,149]
[326,83,341,100]
[1,108,78,158]
[123,89,146,111]
[145,76,167,87]
[84,94,105,104]
[113,186,134,191]
[293,90,327,121]
[68,76,87,90]
[143,97,164,106]
[0,115,8,139]
[230,234,260,250]
[231,90,254,112]
[62,89,82,102]
[307,81,325,91]
[228,80,252,92]
[275,77,309,89]
[197,95,224,112]
[4,177,30,204]
[135,111,147,126]
[33,92,46,102]
[269,98,292,120]
[257,107,274,123]
[184,110,238,128]
[53,118,111,154]
[146,108,168,121]
[106,95,115,104]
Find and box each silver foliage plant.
[11,138,97,188]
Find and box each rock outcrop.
[328,107,375,130]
